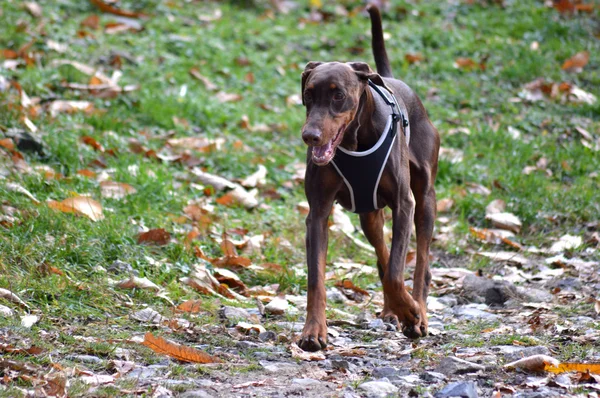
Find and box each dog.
[298,4,440,352]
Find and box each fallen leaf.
[216,186,259,209]
[437,198,454,213]
[549,234,582,253]
[0,138,15,150]
[100,181,137,199]
[21,315,39,328]
[5,182,40,204]
[48,100,94,117]
[48,196,104,221]
[0,288,29,308]
[562,51,589,73]
[486,212,522,233]
[485,199,506,215]
[116,276,160,291]
[504,354,559,372]
[213,268,248,295]
[475,251,529,266]
[189,68,218,91]
[81,14,100,30]
[24,2,42,18]
[216,91,242,103]
[177,299,203,313]
[236,322,266,335]
[239,165,267,188]
[466,182,491,196]
[79,374,115,386]
[141,332,219,363]
[289,343,325,360]
[131,308,165,324]
[454,57,478,70]
[167,137,224,153]
[137,228,171,245]
[546,362,600,375]
[595,299,600,315]
[233,379,269,389]
[335,279,370,297]
[439,147,464,163]
[405,53,424,64]
[89,0,146,18]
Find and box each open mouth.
[311,124,345,166]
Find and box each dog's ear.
[301,61,322,105]
[347,62,387,89]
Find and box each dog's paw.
[298,319,328,352]
[382,285,424,339]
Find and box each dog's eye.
[304,91,312,103]
[333,91,345,101]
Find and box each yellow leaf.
[48,196,104,221]
[310,0,322,8]
[141,332,219,363]
[545,362,600,375]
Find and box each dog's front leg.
[382,190,422,338]
[298,196,334,352]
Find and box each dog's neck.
[339,85,388,152]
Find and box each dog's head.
[300,61,385,166]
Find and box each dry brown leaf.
[81,14,100,30]
[213,268,248,295]
[100,181,137,199]
[216,186,259,209]
[562,51,589,73]
[485,212,522,233]
[89,0,147,18]
[48,196,104,221]
[504,354,559,372]
[0,138,15,150]
[141,332,219,363]
[177,299,203,313]
[137,228,170,245]
[189,68,218,91]
[289,343,325,360]
[454,57,478,70]
[236,322,266,335]
[81,136,104,152]
[239,165,267,188]
[485,199,506,215]
[216,91,242,103]
[77,169,97,178]
[436,198,454,213]
[116,276,160,291]
[405,53,423,64]
[335,280,369,297]
[0,288,29,308]
[48,100,94,117]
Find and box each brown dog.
[298,5,440,352]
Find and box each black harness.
[331,80,409,214]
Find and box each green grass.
[1,0,599,394]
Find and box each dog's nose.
[302,129,322,146]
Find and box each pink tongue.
[313,141,331,157]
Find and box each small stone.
[453,304,498,321]
[434,381,478,398]
[499,346,551,363]
[332,359,356,372]
[394,374,420,386]
[260,361,300,373]
[435,357,486,375]
[264,297,289,315]
[258,331,276,342]
[515,287,552,303]
[438,296,458,307]
[327,288,347,303]
[358,381,399,398]
[372,366,410,379]
[420,371,447,382]
[236,341,260,349]
[125,365,166,380]
[292,378,321,386]
[367,319,386,330]
[179,390,215,398]
[219,306,252,325]
[462,274,518,305]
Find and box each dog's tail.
[366,4,393,78]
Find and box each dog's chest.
[334,184,386,213]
